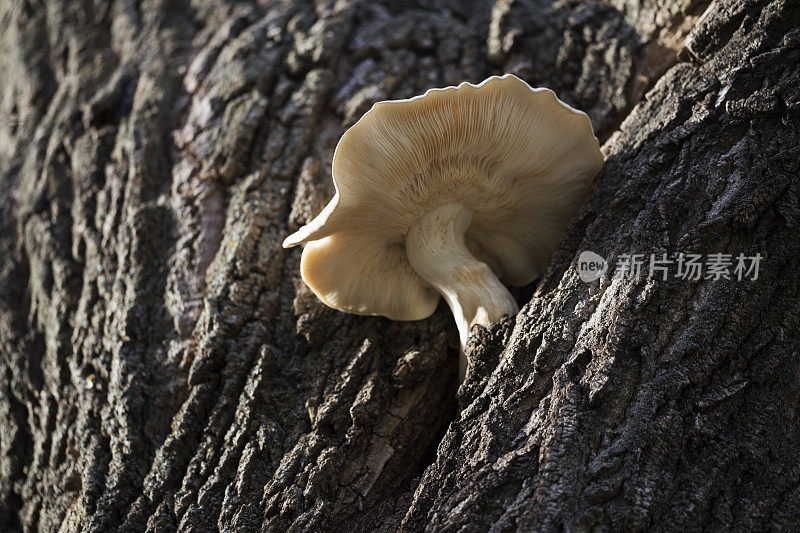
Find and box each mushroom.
[284,74,603,383]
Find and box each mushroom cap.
[284,74,603,321]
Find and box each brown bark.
[0,0,798,531]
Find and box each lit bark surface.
[0,0,798,531]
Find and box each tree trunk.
[1,0,798,531]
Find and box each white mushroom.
[284,74,603,383]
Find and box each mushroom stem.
[405,202,519,383]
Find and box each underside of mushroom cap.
[299,232,440,320]
[284,74,603,320]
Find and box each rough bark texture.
[1,0,798,531]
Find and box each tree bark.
[1,0,798,531]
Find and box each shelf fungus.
[283,74,603,383]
